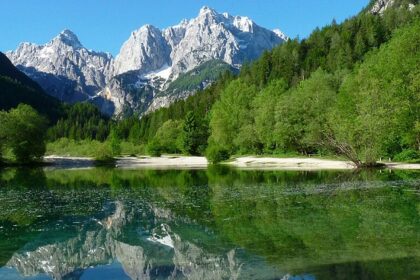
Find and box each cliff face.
[370,0,396,14]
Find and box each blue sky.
[1,0,369,56]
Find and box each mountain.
[0,52,61,120]
[6,30,114,103]
[114,6,285,79]
[6,7,286,116]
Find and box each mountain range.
[6,6,287,117]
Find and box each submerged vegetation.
[0,167,419,277]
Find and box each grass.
[46,138,102,157]
[120,142,146,156]
[46,138,146,158]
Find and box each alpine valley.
[1,1,420,279]
[6,6,287,117]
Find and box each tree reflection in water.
[0,167,419,279]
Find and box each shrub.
[206,145,230,164]
[147,139,162,157]
[393,149,419,162]
[120,142,146,156]
[0,104,48,163]
[94,143,114,161]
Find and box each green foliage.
[0,104,48,162]
[155,120,183,153]
[274,69,342,154]
[147,139,162,157]
[240,3,418,89]
[47,102,110,142]
[94,143,114,162]
[252,79,288,152]
[393,149,419,162]
[46,138,104,157]
[205,144,230,164]
[135,72,234,144]
[46,138,145,158]
[108,129,121,156]
[181,112,209,155]
[207,5,419,165]
[0,112,6,161]
[119,141,146,156]
[145,120,183,156]
[164,60,237,95]
[329,20,420,164]
[209,80,258,154]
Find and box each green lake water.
[0,167,419,279]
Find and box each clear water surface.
[0,166,419,279]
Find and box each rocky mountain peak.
[52,29,83,49]
[114,24,170,75]
[196,5,226,25]
[199,6,217,16]
[138,24,157,33]
[6,28,114,103]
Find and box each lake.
[0,167,419,279]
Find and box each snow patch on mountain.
[144,64,172,80]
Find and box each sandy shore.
[228,157,420,170]
[43,155,420,170]
[383,162,420,170]
[116,156,208,169]
[227,157,356,170]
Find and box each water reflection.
[0,167,419,279]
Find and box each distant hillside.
[0,52,62,121]
[165,60,238,96]
[146,60,238,113]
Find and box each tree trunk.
[322,133,363,168]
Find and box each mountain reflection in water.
[0,167,419,280]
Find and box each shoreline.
[38,155,420,170]
[227,157,356,170]
[115,156,208,169]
